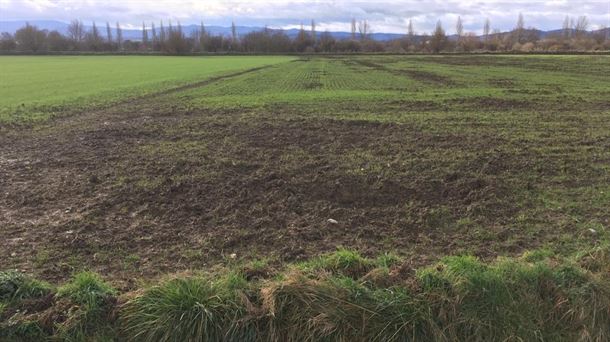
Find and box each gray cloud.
[1,0,608,33]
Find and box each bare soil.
[1,61,607,288]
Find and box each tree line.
[1,14,608,54]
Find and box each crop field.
[0,56,293,122]
[1,55,610,340]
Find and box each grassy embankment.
[2,246,610,341]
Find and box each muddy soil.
[1,63,605,287]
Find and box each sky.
[1,0,609,34]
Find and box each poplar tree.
[407,19,414,42]
[159,20,166,46]
[456,16,463,37]
[116,22,122,50]
[142,22,149,49]
[199,21,206,51]
[483,18,491,41]
[105,22,112,43]
[231,21,238,45]
[151,22,157,50]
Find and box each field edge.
[1,244,609,341]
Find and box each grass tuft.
[55,271,117,341]
[57,271,116,306]
[121,276,257,342]
[261,272,366,341]
[0,317,47,341]
[0,271,52,303]
[297,248,374,278]
[578,243,610,274]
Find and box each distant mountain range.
[1,20,608,42]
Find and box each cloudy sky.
[1,0,609,33]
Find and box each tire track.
[108,64,277,108]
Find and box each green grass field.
[0,55,294,122]
[1,55,609,340]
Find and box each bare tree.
[513,12,525,44]
[116,22,123,50]
[91,22,100,40]
[47,30,69,51]
[358,20,370,40]
[0,32,17,51]
[294,22,313,52]
[562,16,571,40]
[490,28,503,51]
[516,13,525,31]
[455,16,464,50]
[483,18,491,42]
[86,21,103,50]
[456,16,464,38]
[574,16,589,38]
[9,12,610,54]
[67,19,85,45]
[176,21,188,53]
[166,20,174,52]
[318,30,336,52]
[165,20,188,54]
[190,25,200,51]
[407,19,415,45]
[14,22,46,52]
[177,21,183,35]
[592,25,607,45]
[430,20,447,53]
